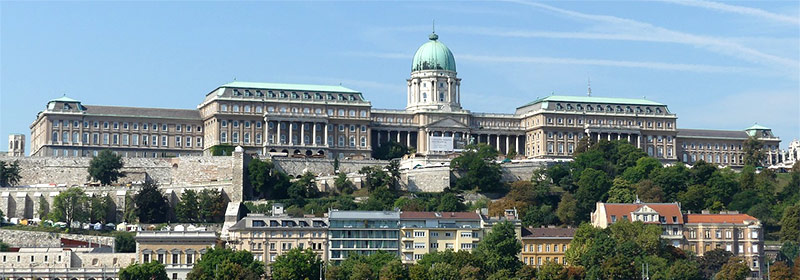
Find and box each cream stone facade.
[134,231,217,280]
[27,32,780,165]
[521,227,575,267]
[683,212,764,279]
[225,204,328,276]
[0,248,136,280]
[398,211,482,264]
[8,134,25,157]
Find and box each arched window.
[360,136,366,147]
[338,136,345,147]
[349,136,355,147]
[422,93,427,102]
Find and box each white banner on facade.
[430,136,454,152]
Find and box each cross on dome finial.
[429,20,438,41]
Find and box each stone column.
[505,135,510,154]
[607,133,611,141]
[312,123,317,146]
[638,135,642,149]
[495,135,500,151]
[596,132,601,143]
[300,122,305,146]
[277,121,282,144]
[324,124,329,147]
[617,134,621,140]
[289,122,294,145]
[264,118,269,144]
[377,130,382,147]
[627,134,631,142]
[406,131,411,147]
[396,131,401,142]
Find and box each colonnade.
[264,120,328,147]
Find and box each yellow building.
[521,227,575,267]
[135,230,217,280]
[398,211,482,264]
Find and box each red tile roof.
[684,214,758,224]
[600,203,683,224]
[400,211,480,220]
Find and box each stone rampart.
[401,167,450,192]
[0,229,115,249]
[272,158,388,177]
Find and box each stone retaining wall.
[0,229,115,249]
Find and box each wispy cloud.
[505,0,798,69]
[345,51,757,74]
[660,0,799,25]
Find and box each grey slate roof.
[521,227,576,239]
[83,105,202,120]
[677,129,748,140]
[328,210,400,220]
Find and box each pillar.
[505,135,510,154]
[312,123,317,146]
[495,135,500,151]
[406,131,411,147]
[396,131,401,142]
[617,133,621,140]
[638,135,642,149]
[324,124,329,147]
[277,121,282,144]
[300,122,305,145]
[627,134,631,142]
[377,130,382,147]
[264,120,270,144]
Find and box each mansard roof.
[677,129,748,140]
[684,213,759,224]
[220,81,360,94]
[519,95,665,108]
[83,105,202,120]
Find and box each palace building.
[28,32,781,167]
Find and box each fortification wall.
[0,229,115,249]
[272,158,388,177]
[401,167,450,192]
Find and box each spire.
[429,20,438,41]
[587,77,592,97]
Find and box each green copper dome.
[412,32,456,72]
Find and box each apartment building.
[591,201,685,247]
[327,210,400,262]
[226,204,328,276]
[135,230,217,280]
[521,227,575,267]
[683,211,763,279]
[398,211,482,263]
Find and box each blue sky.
[1,1,798,153]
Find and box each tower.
[8,134,24,157]
[406,32,462,112]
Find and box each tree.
[379,259,408,280]
[635,179,665,203]
[359,166,394,191]
[176,189,200,223]
[574,168,611,221]
[88,150,125,185]
[0,240,9,252]
[780,204,800,242]
[187,247,264,280]
[270,248,322,280]
[607,178,636,203]
[372,141,409,160]
[247,158,291,199]
[134,181,169,223]
[198,189,227,223]
[699,249,734,279]
[333,157,340,173]
[88,194,116,224]
[49,187,89,228]
[743,136,766,167]
[715,258,750,280]
[451,144,503,192]
[36,195,49,219]
[769,261,794,280]
[287,172,319,203]
[334,172,355,194]
[474,221,522,274]
[556,193,578,226]
[537,261,567,280]
[506,147,517,159]
[0,160,21,187]
[123,194,137,223]
[118,261,168,280]
[668,259,704,280]
[115,232,136,253]
[350,262,374,280]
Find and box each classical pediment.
[427,118,469,129]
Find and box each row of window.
[541,117,673,129]
[684,153,743,165]
[375,116,412,124]
[248,231,325,238]
[524,243,568,253]
[230,89,362,102]
[219,103,369,118]
[404,242,474,250]
[553,103,666,115]
[689,229,759,240]
[52,132,201,148]
[684,143,743,151]
[50,149,193,158]
[404,231,478,238]
[52,120,200,133]
[142,252,196,265]
[524,256,565,266]
[250,241,324,252]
